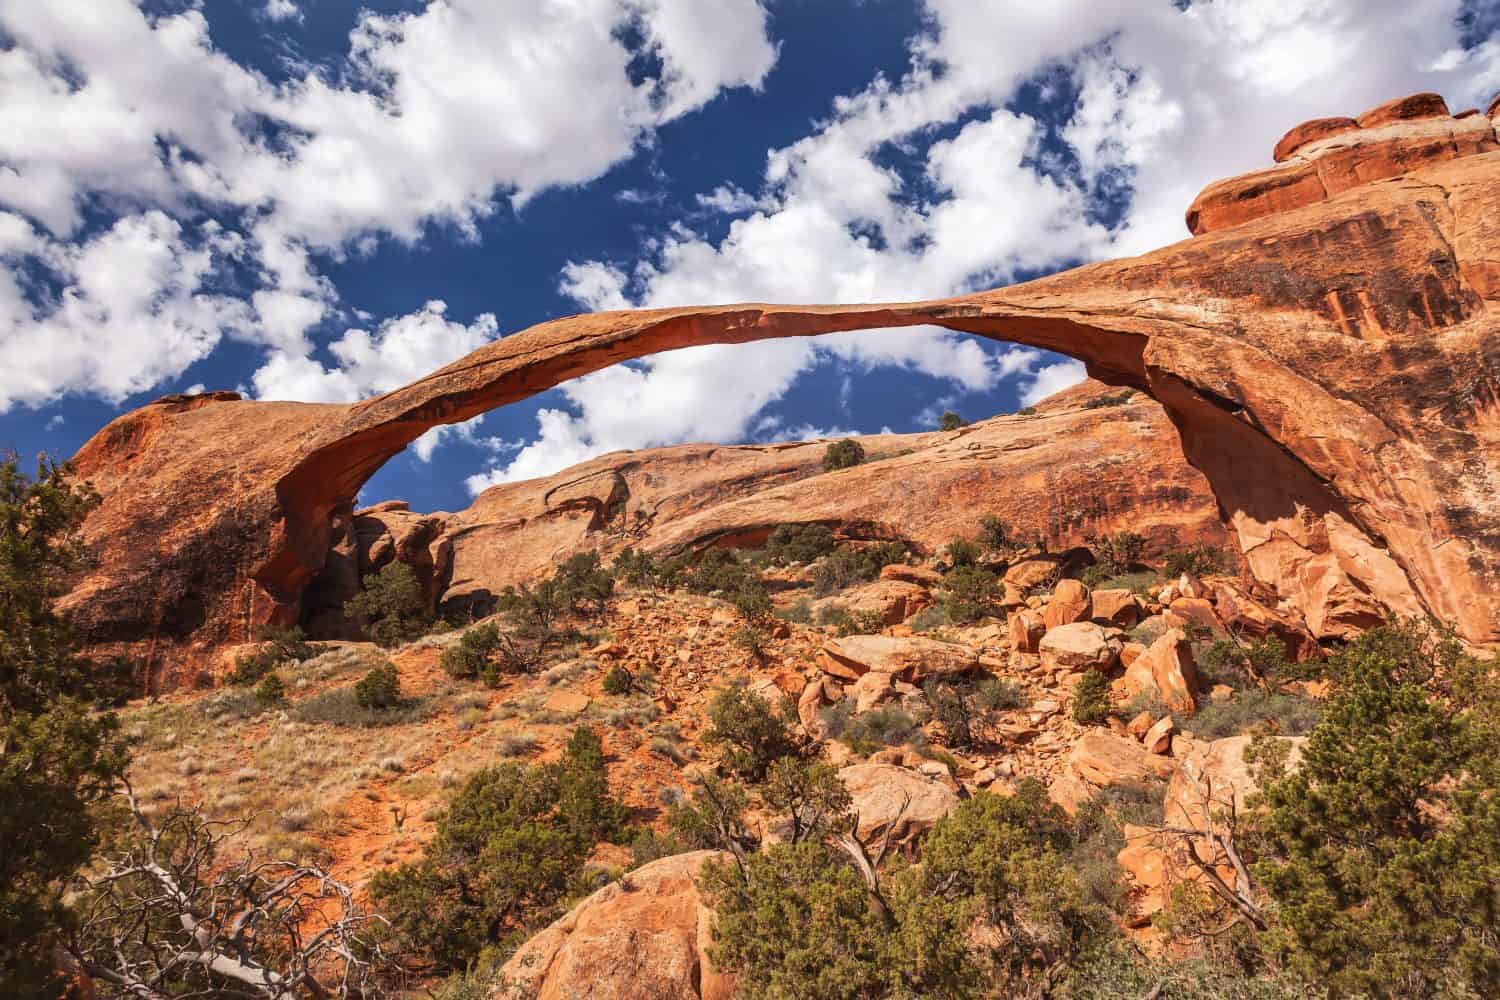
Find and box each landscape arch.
[66,106,1500,668]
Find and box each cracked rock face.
[66,92,1500,676]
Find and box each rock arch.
[68,94,1500,666]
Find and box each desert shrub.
[775,598,813,624]
[354,661,402,709]
[440,623,500,680]
[815,603,883,637]
[762,523,837,566]
[733,624,766,660]
[938,410,967,431]
[554,551,614,619]
[1079,564,1111,588]
[837,705,920,755]
[1086,530,1147,575]
[1083,389,1134,409]
[938,565,999,624]
[661,774,754,855]
[1064,944,1309,999]
[344,562,432,648]
[1199,636,1290,688]
[601,665,633,696]
[809,541,909,597]
[702,778,1113,999]
[944,536,981,568]
[676,548,771,619]
[291,685,432,727]
[612,547,671,590]
[369,726,627,972]
[978,515,1015,552]
[821,438,865,471]
[703,687,796,782]
[1092,781,1167,827]
[1250,621,1500,997]
[494,577,569,645]
[1163,543,1227,578]
[763,758,852,844]
[909,604,948,633]
[1015,406,1037,416]
[1071,670,1112,725]
[1192,688,1322,741]
[922,675,1019,749]
[254,671,286,704]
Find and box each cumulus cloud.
[0,0,778,412]
[471,0,1500,487]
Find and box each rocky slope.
[66,90,1500,682]
[300,380,1227,634]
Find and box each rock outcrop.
[497,851,733,1000]
[66,91,1500,679]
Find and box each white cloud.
[1018,360,1087,407]
[252,299,497,403]
[478,0,1500,487]
[0,211,252,410]
[0,0,779,411]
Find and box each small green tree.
[0,456,129,995]
[1085,530,1147,575]
[601,664,633,696]
[762,758,851,844]
[354,662,401,709]
[938,565,998,623]
[822,439,865,471]
[1072,670,1112,725]
[1251,622,1500,997]
[703,687,797,782]
[938,410,966,431]
[763,524,838,566]
[554,551,614,619]
[944,537,981,568]
[255,671,286,704]
[343,562,431,648]
[978,515,1015,553]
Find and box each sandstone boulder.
[1004,557,1062,591]
[820,635,977,683]
[814,579,931,627]
[1211,582,1321,662]
[1137,628,1200,714]
[498,850,733,1000]
[1164,735,1306,833]
[880,564,943,587]
[839,762,960,845]
[1008,609,1046,653]
[1042,578,1092,629]
[1068,731,1176,787]
[848,671,896,713]
[1165,597,1223,636]
[1143,715,1175,754]
[1039,622,1122,673]
[1090,588,1142,628]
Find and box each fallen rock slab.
[820,635,978,683]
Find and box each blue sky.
[2,1,1498,514]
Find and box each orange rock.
[820,635,977,683]
[1004,557,1063,591]
[813,579,931,627]
[1069,731,1176,787]
[1043,578,1092,629]
[1210,582,1321,661]
[1355,91,1449,128]
[1143,715,1175,755]
[501,850,734,1000]
[1165,597,1222,636]
[1273,116,1358,161]
[839,763,959,845]
[64,89,1500,684]
[880,563,943,587]
[849,671,895,713]
[1119,641,1147,668]
[1008,608,1046,653]
[1091,588,1143,627]
[1165,736,1306,833]
[1126,710,1156,739]
[1139,629,1200,715]
[1039,621,1122,673]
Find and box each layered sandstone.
[67,91,1500,677]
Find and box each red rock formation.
[66,91,1500,678]
[434,380,1222,618]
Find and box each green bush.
[554,551,614,619]
[354,661,401,709]
[821,438,865,471]
[343,562,432,648]
[675,548,771,619]
[938,565,999,624]
[823,703,921,755]
[815,603,884,637]
[978,515,1014,552]
[909,604,948,632]
[938,410,967,431]
[1163,543,1227,578]
[703,687,796,782]
[613,547,671,590]
[254,671,286,704]
[1072,670,1112,725]
[440,623,501,681]
[1189,688,1320,740]
[1199,636,1289,688]
[762,524,837,566]
[495,577,569,644]
[0,456,128,996]
[1250,622,1500,997]
[944,537,981,568]
[809,541,909,597]
[701,779,1114,999]
[1083,389,1134,409]
[370,725,629,973]
[775,598,813,624]
[601,665,633,696]
[229,623,316,686]
[291,686,432,727]
[1086,530,1147,575]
